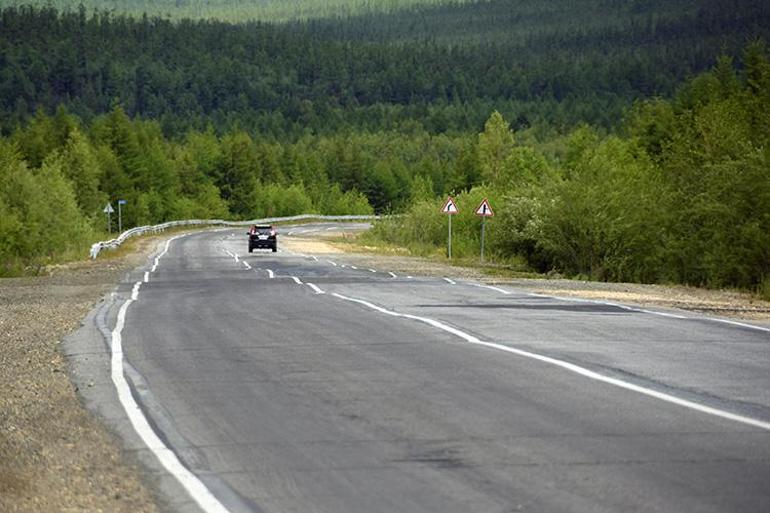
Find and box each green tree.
[47,128,107,219]
[477,111,514,184]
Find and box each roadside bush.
[0,142,95,274]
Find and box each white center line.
[307,283,325,294]
[331,293,770,432]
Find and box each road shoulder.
[0,236,174,513]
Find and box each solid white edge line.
[471,283,511,295]
[709,317,770,333]
[443,277,456,285]
[331,292,770,432]
[112,269,231,511]
[292,276,303,284]
[638,308,687,320]
[151,237,178,273]
[143,271,149,283]
[524,292,764,324]
[307,283,325,294]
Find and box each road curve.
[72,226,770,513]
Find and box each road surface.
[66,225,770,513]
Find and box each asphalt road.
[71,225,770,513]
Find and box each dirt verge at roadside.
[0,235,176,513]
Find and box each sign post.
[440,196,459,259]
[117,199,127,233]
[474,198,494,262]
[103,202,115,234]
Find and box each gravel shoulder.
[0,235,173,513]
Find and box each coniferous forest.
[1,0,769,295]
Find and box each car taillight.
[270,230,276,236]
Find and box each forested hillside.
[1,1,769,295]
[1,1,768,138]
[0,0,463,22]
[369,44,770,293]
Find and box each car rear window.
[255,227,273,234]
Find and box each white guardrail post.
[89,214,378,259]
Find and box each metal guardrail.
[89,214,378,259]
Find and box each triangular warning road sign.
[441,196,459,215]
[475,198,494,217]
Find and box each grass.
[334,228,549,280]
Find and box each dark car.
[248,225,278,252]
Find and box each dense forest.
[1,1,769,296]
[0,0,464,22]
[1,1,769,138]
[369,43,770,294]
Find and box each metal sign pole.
[118,202,122,233]
[103,203,115,234]
[480,216,485,262]
[448,214,452,260]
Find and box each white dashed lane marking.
[307,283,325,294]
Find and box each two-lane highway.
[85,227,770,513]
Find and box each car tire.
[248,246,253,253]
[272,245,277,253]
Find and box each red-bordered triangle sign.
[475,198,494,217]
[441,196,459,215]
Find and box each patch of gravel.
[0,237,168,513]
[285,231,770,322]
